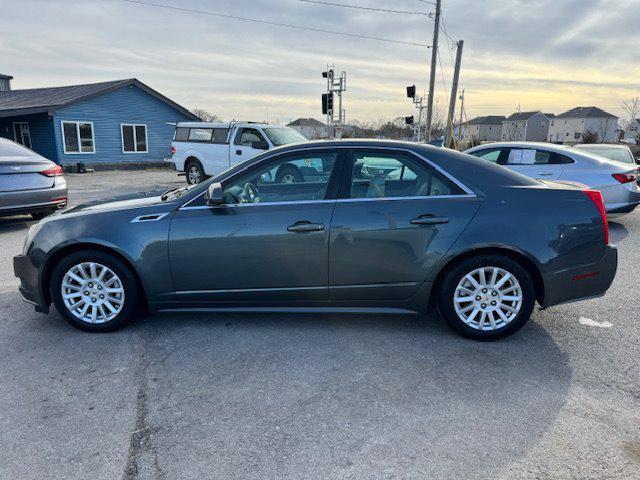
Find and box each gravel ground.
[0,170,638,480]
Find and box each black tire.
[50,250,141,332]
[438,255,535,340]
[275,164,303,184]
[185,159,206,185]
[31,209,56,220]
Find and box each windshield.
[576,146,635,164]
[263,127,307,146]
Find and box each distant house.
[624,119,639,143]
[0,75,198,166]
[287,117,326,139]
[459,116,505,143]
[548,106,620,144]
[501,111,552,141]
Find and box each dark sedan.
[14,140,617,339]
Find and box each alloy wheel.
[453,266,523,331]
[60,262,125,324]
[187,165,201,184]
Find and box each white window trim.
[61,121,95,154]
[121,123,149,154]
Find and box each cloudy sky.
[1,0,638,123]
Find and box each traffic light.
[406,85,416,98]
[322,69,334,80]
[405,116,414,125]
[322,93,334,115]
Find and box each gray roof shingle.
[287,118,325,127]
[556,106,618,119]
[0,78,198,119]
[465,115,506,126]
[504,111,542,122]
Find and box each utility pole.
[425,0,441,141]
[322,64,347,139]
[457,88,465,143]
[444,40,463,148]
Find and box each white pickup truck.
[168,122,309,184]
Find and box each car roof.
[175,122,279,128]
[573,144,630,150]
[465,141,572,154]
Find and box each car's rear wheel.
[275,164,303,184]
[50,250,140,332]
[31,209,57,220]
[438,255,535,340]
[185,159,205,185]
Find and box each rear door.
[498,147,567,180]
[328,149,480,301]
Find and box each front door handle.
[287,221,325,233]
[537,172,553,176]
[411,215,449,226]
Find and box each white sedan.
[465,142,640,215]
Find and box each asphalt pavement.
[0,170,638,480]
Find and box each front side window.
[121,124,148,153]
[223,150,338,204]
[235,128,266,147]
[349,150,464,199]
[469,148,501,162]
[62,121,94,153]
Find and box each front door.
[168,148,342,304]
[13,122,32,149]
[329,149,480,301]
[232,127,268,166]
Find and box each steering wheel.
[241,182,261,203]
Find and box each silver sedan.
[0,138,67,219]
[465,141,640,215]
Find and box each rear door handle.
[236,149,242,155]
[287,221,325,233]
[411,215,449,226]
[537,172,553,176]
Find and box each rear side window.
[504,148,571,165]
[174,127,189,141]
[348,150,465,199]
[189,128,213,141]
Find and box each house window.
[121,124,148,153]
[62,121,95,154]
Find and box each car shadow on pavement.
[0,215,32,234]
[608,221,628,244]
[112,310,573,480]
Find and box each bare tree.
[622,97,640,129]
[595,119,617,143]
[191,108,222,122]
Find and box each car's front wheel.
[50,250,141,332]
[438,255,535,340]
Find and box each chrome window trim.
[178,145,476,211]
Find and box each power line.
[300,0,430,16]
[120,0,430,47]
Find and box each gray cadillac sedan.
[14,140,617,340]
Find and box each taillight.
[612,172,637,184]
[583,190,609,245]
[170,146,176,156]
[40,164,64,177]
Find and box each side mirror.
[251,140,269,150]
[205,182,225,206]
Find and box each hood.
[61,188,172,216]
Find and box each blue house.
[0,75,198,166]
